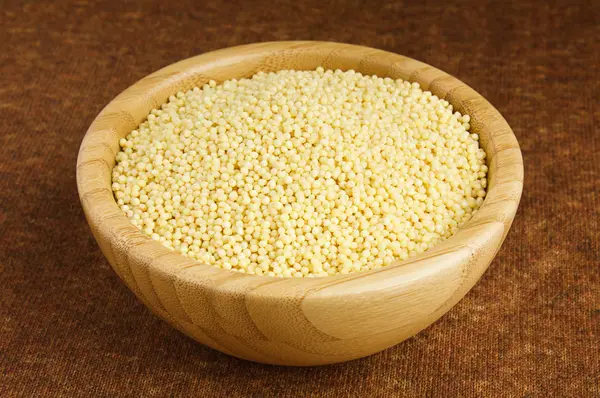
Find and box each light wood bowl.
[77,41,523,366]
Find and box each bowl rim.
[77,41,523,299]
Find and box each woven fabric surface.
[1,0,598,396]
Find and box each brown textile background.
[1,0,599,396]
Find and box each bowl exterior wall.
[77,42,523,365]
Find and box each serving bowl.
[77,41,523,366]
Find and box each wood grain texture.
[76,41,523,366]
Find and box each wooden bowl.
[77,41,523,366]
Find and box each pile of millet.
[112,67,487,277]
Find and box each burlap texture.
[1,0,598,396]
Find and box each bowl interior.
[77,41,523,287]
